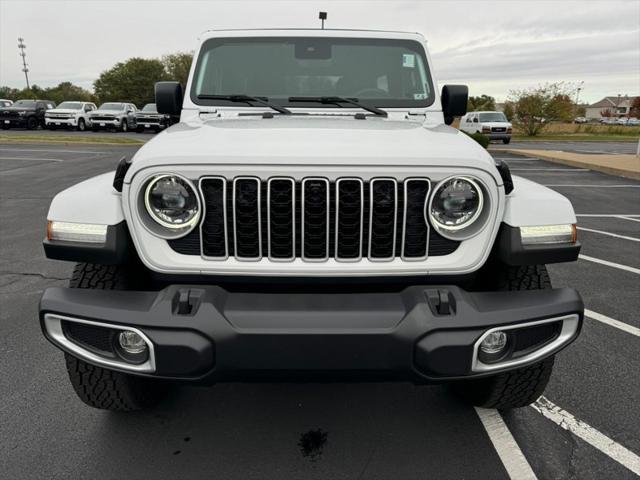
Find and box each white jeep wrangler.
[40,29,583,411]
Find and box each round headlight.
[429,177,483,232]
[144,174,200,230]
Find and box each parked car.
[0,99,13,107]
[626,117,639,126]
[0,99,56,129]
[573,117,588,124]
[40,28,583,412]
[45,101,97,131]
[460,111,512,144]
[134,103,172,133]
[599,118,616,125]
[89,102,137,132]
[615,117,629,126]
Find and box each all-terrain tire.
[77,118,86,131]
[453,264,555,409]
[64,262,167,411]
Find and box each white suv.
[460,111,512,144]
[45,101,97,131]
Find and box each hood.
[48,108,81,114]
[1,105,35,113]
[136,111,161,117]
[91,109,123,115]
[131,116,496,171]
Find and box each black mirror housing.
[441,85,468,125]
[155,81,183,116]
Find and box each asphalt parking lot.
[494,140,638,155]
[1,137,639,479]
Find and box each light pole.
[574,81,583,117]
[18,37,30,89]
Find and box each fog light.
[118,331,147,355]
[480,331,508,354]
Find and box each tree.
[629,97,640,118]
[162,52,193,88]
[502,102,515,121]
[600,108,614,118]
[94,57,167,107]
[44,82,95,104]
[508,82,578,136]
[467,95,496,112]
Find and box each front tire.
[77,118,86,131]
[503,137,511,144]
[120,119,128,132]
[26,116,38,130]
[64,262,168,411]
[453,264,555,409]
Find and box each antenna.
[18,37,30,89]
[319,11,327,30]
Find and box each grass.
[0,134,144,145]
[513,122,640,142]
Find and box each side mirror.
[441,85,468,125]
[156,81,183,116]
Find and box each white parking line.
[532,397,640,476]
[577,227,640,242]
[0,156,63,162]
[0,148,108,154]
[474,408,537,480]
[544,185,640,188]
[576,214,640,217]
[585,309,640,337]
[510,168,590,172]
[579,254,640,274]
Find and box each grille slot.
[402,179,431,260]
[61,320,115,356]
[302,178,330,261]
[268,178,295,260]
[169,175,461,261]
[233,177,262,259]
[335,178,364,260]
[368,179,397,260]
[200,177,227,258]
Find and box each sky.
[0,0,639,104]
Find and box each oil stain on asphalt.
[298,429,328,461]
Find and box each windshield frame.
[98,103,125,111]
[479,112,508,123]
[13,100,37,108]
[190,36,436,110]
[57,102,83,110]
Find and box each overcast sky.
[1,0,638,103]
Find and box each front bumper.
[487,133,512,140]
[90,119,119,128]
[45,117,77,127]
[1,117,27,127]
[40,284,583,382]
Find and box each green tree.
[629,97,640,118]
[162,52,193,88]
[43,82,95,104]
[467,95,496,112]
[502,102,515,121]
[508,82,578,136]
[94,57,167,107]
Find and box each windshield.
[57,102,83,110]
[99,103,124,110]
[479,112,508,122]
[142,104,157,112]
[13,100,36,108]
[192,37,434,108]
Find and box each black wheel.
[26,116,38,130]
[453,264,555,409]
[64,262,168,411]
[77,118,86,131]
[120,119,128,132]
[503,138,511,144]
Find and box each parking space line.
[619,216,640,223]
[577,227,640,242]
[585,309,640,337]
[579,254,640,274]
[510,168,590,172]
[0,148,108,154]
[474,408,538,480]
[544,185,640,188]
[0,156,63,162]
[576,214,640,218]
[532,397,640,476]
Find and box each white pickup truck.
[460,111,513,144]
[39,28,582,412]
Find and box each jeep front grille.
[169,177,460,261]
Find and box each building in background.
[585,95,638,119]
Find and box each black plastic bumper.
[39,284,583,383]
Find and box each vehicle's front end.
[89,103,127,131]
[135,103,170,132]
[38,29,583,411]
[44,102,87,129]
[0,101,36,128]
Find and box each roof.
[588,96,638,108]
[199,28,425,42]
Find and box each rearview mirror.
[441,85,468,125]
[155,81,183,116]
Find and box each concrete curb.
[500,149,640,180]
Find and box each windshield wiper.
[288,96,387,117]
[197,94,291,114]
